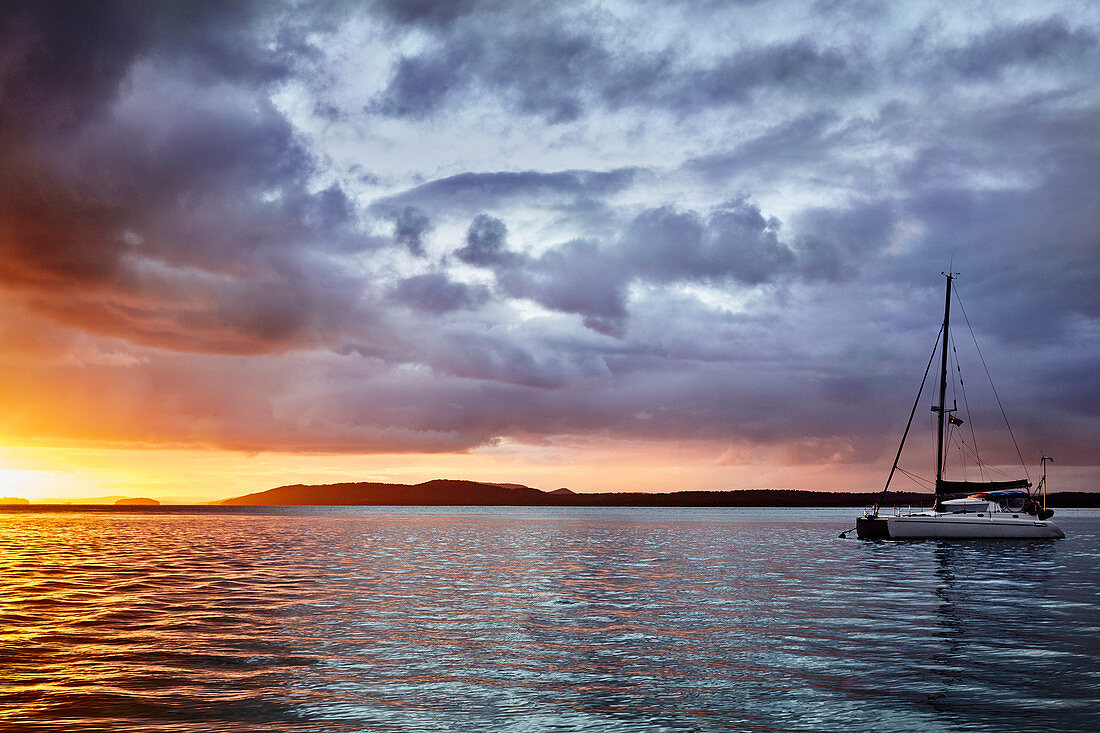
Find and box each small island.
[114,497,160,506]
[0,496,30,505]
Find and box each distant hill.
[217,480,1100,507]
[1042,491,1100,508]
[114,497,160,506]
[219,479,550,506]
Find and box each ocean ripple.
[1,506,1098,732]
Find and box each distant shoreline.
[4,497,1099,511]
[6,481,1097,509]
[210,479,1100,508]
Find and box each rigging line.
[954,336,985,479]
[896,466,934,489]
[948,332,959,411]
[952,434,987,467]
[946,335,968,480]
[947,429,968,481]
[950,434,1016,478]
[952,283,1030,482]
[948,397,1019,480]
[874,324,943,513]
[982,461,1018,480]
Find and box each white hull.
[886,512,1064,539]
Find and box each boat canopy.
[936,479,1031,499]
[982,489,1030,500]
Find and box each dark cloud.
[617,207,705,282]
[936,16,1097,80]
[0,0,374,354]
[443,198,867,337]
[685,112,842,183]
[443,199,811,337]
[389,206,433,256]
[372,169,638,217]
[0,1,149,136]
[671,38,859,108]
[456,214,514,267]
[476,29,614,123]
[369,5,864,122]
[0,0,1097,486]
[896,181,1100,345]
[372,47,470,118]
[390,273,490,314]
[792,201,897,282]
[423,332,573,389]
[371,0,497,28]
[497,239,630,337]
[370,22,611,122]
[703,204,795,285]
[877,85,1100,345]
[620,202,794,286]
[0,1,321,137]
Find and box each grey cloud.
[370,6,865,122]
[0,0,375,354]
[456,214,514,267]
[443,199,851,338]
[896,179,1099,344]
[3,0,1098,478]
[372,47,470,118]
[620,202,794,285]
[371,23,610,122]
[390,273,490,314]
[703,205,794,285]
[372,169,638,217]
[685,112,842,182]
[425,332,572,389]
[449,200,805,337]
[792,201,897,282]
[498,239,630,337]
[371,0,497,28]
[0,1,320,137]
[449,212,635,336]
[619,207,704,281]
[479,30,613,123]
[937,16,1097,80]
[671,38,859,108]
[0,1,148,135]
[389,206,433,256]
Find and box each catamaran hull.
[857,515,1064,539]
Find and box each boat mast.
[934,272,953,506]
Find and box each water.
[1,506,1098,732]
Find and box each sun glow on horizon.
[0,455,100,501]
[0,436,905,505]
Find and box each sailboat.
[855,273,1064,540]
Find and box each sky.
[0,0,1097,502]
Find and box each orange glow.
[0,438,897,505]
[0,305,1007,502]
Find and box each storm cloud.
[0,0,371,354]
[1,0,1098,491]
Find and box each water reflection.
[0,507,1097,732]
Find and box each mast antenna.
[1041,455,1053,510]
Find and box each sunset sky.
[1,0,1098,502]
